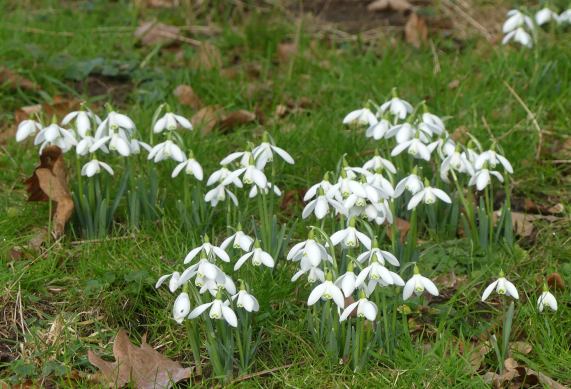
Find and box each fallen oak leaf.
[190,105,224,135]
[494,210,561,238]
[387,217,410,243]
[88,329,192,389]
[24,146,74,238]
[173,84,202,110]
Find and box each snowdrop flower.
[481,272,519,301]
[535,7,559,26]
[129,139,151,155]
[16,120,42,142]
[394,172,423,197]
[81,159,114,177]
[475,150,513,174]
[330,218,371,249]
[362,153,396,175]
[366,118,390,140]
[184,236,230,264]
[76,136,103,156]
[90,130,131,156]
[356,240,399,267]
[171,153,203,180]
[155,271,182,293]
[339,292,377,322]
[234,240,275,270]
[407,182,451,210]
[182,256,225,282]
[364,200,393,225]
[34,123,77,153]
[469,168,504,191]
[391,137,437,161]
[199,273,237,296]
[248,182,281,198]
[291,261,325,283]
[502,27,533,48]
[302,188,346,219]
[304,172,340,201]
[221,226,254,251]
[355,257,399,287]
[440,146,474,182]
[253,132,295,166]
[172,292,191,324]
[343,108,378,127]
[307,274,345,308]
[153,112,192,133]
[403,265,439,300]
[223,160,267,189]
[559,9,571,24]
[207,167,242,187]
[537,285,557,312]
[503,9,534,33]
[94,111,135,139]
[232,287,260,312]
[386,123,424,144]
[148,140,185,163]
[287,231,329,266]
[220,149,263,169]
[62,109,101,137]
[419,112,445,136]
[380,95,413,120]
[335,262,358,297]
[366,170,395,198]
[204,184,239,207]
[188,294,237,327]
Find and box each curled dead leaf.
[509,341,532,355]
[547,272,565,291]
[88,329,192,388]
[387,217,410,243]
[135,21,182,47]
[190,105,224,135]
[367,0,412,12]
[482,358,568,389]
[405,13,428,48]
[173,84,202,110]
[24,146,74,238]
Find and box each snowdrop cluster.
[502,7,571,48]
[156,232,272,326]
[205,132,294,207]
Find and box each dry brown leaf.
[451,126,469,142]
[367,0,412,12]
[219,110,256,132]
[135,21,181,46]
[547,203,565,214]
[88,329,192,388]
[509,341,532,355]
[467,343,491,372]
[173,84,202,110]
[405,13,428,48]
[190,105,224,135]
[24,146,74,238]
[277,42,298,64]
[194,42,222,70]
[547,272,565,291]
[494,210,561,238]
[29,227,49,250]
[387,217,410,243]
[0,67,40,91]
[448,79,460,89]
[482,358,568,389]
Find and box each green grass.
[1,0,571,387]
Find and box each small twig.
[230,362,299,384]
[429,39,441,75]
[481,117,497,143]
[70,234,137,245]
[547,160,571,164]
[441,0,493,41]
[503,81,544,160]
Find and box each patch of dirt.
[291,0,451,34]
[72,75,133,106]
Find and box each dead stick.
[503,81,544,160]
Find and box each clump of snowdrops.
[502,6,571,48]
[287,89,558,372]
